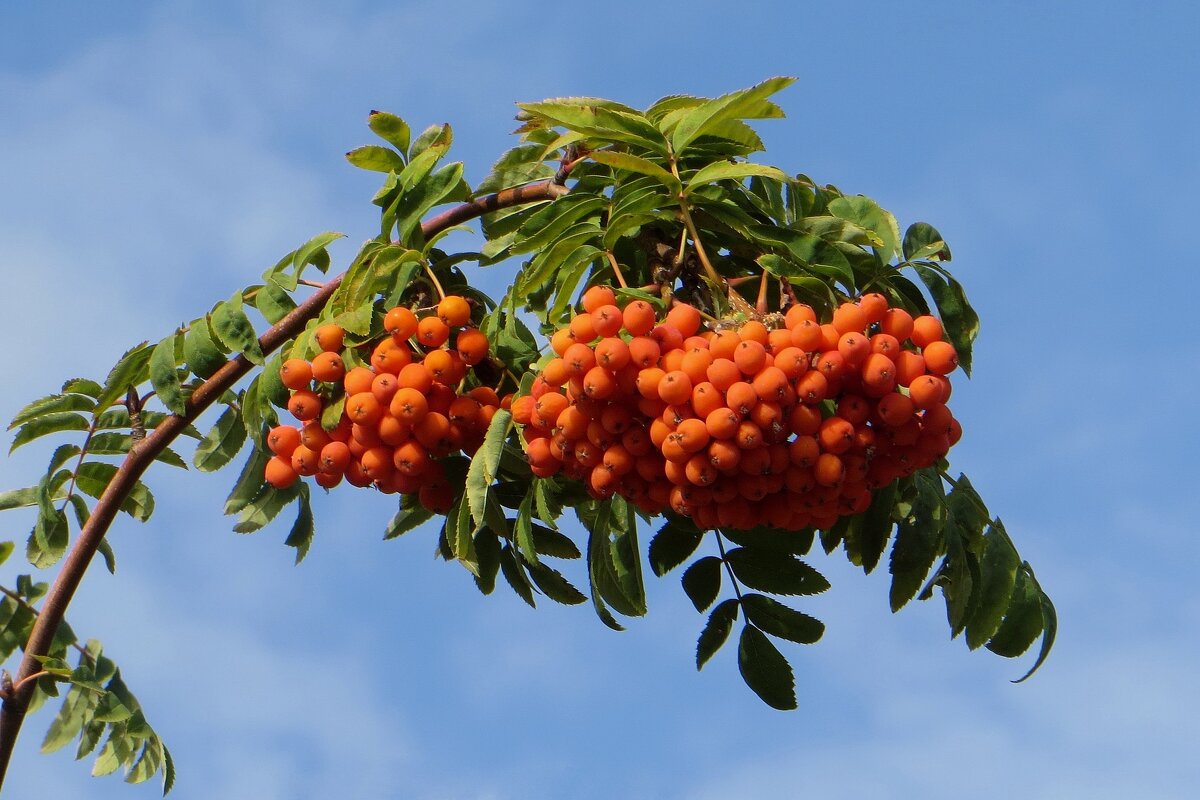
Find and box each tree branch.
[0,175,571,790]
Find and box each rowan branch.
[0,175,572,791]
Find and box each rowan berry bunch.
[263,294,507,513]
[512,286,962,533]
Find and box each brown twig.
[0,176,572,791]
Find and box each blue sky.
[2,1,1198,797]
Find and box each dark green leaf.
[696,598,739,669]
[223,447,269,516]
[473,528,501,595]
[9,412,89,453]
[530,525,580,559]
[985,568,1043,660]
[738,625,796,710]
[515,491,538,565]
[232,481,300,533]
[913,264,979,376]
[95,342,154,412]
[720,527,815,555]
[903,222,952,262]
[965,520,1020,650]
[193,406,246,472]
[741,594,824,645]
[253,283,297,325]
[283,484,314,564]
[498,544,536,608]
[889,472,946,611]
[148,333,186,416]
[210,292,264,365]
[681,556,722,612]
[525,560,587,605]
[857,480,897,574]
[9,393,96,429]
[725,548,830,596]
[648,516,705,577]
[384,494,433,539]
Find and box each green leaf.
[903,222,952,262]
[965,520,1020,650]
[9,412,89,453]
[671,76,796,153]
[193,406,246,472]
[696,598,739,669]
[498,544,536,608]
[525,560,587,605]
[283,484,315,564]
[737,625,796,710]
[210,292,264,365]
[648,517,705,577]
[473,528,501,595]
[1,487,40,511]
[182,316,228,379]
[725,549,830,596]
[889,472,946,611]
[913,264,979,376]
[95,342,154,412]
[589,151,681,194]
[254,283,298,325]
[719,527,814,556]
[681,556,722,612]
[517,101,666,153]
[446,492,478,575]
[232,481,300,533]
[856,480,897,574]
[9,393,96,429]
[1014,566,1057,683]
[515,491,538,565]
[511,194,605,256]
[685,161,789,194]
[223,447,269,516]
[148,333,186,416]
[28,505,68,569]
[985,567,1043,660]
[383,494,433,540]
[828,195,902,263]
[97,537,117,575]
[465,410,512,529]
[369,110,411,153]
[741,594,824,645]
[0,541,13,566]
[346,144,405,173]
[41,684,91,754]
[530,525,580,559]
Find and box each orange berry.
[908,375,946,409]
[300,422,331,451]
[265,455,299,488]
[911,315,944,347]
[437,295,472,328]
[372,339,412,375]
[790,320,823,352]
[455,328,490,366]
[622,300,657,336]
[881,308,915,340]
[858,293,889,324]
[832,303,867,335]
[594,337,631,371]
[346,392,383,426]
[318,441,352,475]
[814,453,845,487]
[582,366,617,400]
[876,392,914,427]
[837,332,870,366]
[894,350,927,387]
[705,407,741,440]
[651,323,685,353]
[397,363,434,393]
[267,425,301,456]
[657,371,693,406]
[417,316,450,347]
[818,417,855,454]
[591,305,624,338]
[725,381,758,419]
[636,367,666,399]
[680,348,714,384]
[795,370,828,405]
[922,340,958,375]
[767,328,794,355]
[311,351,345,383]
[664,303,702,338]
[569,313,598,343]
[737,320,770,345]
[861,353,897,394]
[784,303,817,329]
[582,285,618,313]
[423,349,456,384]
[290,445,320,477]
[733,340,767,375]
[751,365,788,402]
[343,366,375,396]
[287,390,321,421]
[788,404,822,436]
[280,359,313,391]
[315,324,345,353]
[384,306,419,339]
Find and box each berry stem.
[603,250,630,290]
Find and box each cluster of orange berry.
[263,295,506,513]
[511,287,961,532]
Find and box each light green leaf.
[589,151,681,193]
[9,393,96,430]
[95,342,154,412]
[671,76,796,153]
[685,161,789,194]
[369,111,411,153]
[193,406,246,472]
[465,410,512,530]
[346,145,405,173]
[148,333,186,416]
[9,412,89,453]
[828,195,902,264]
